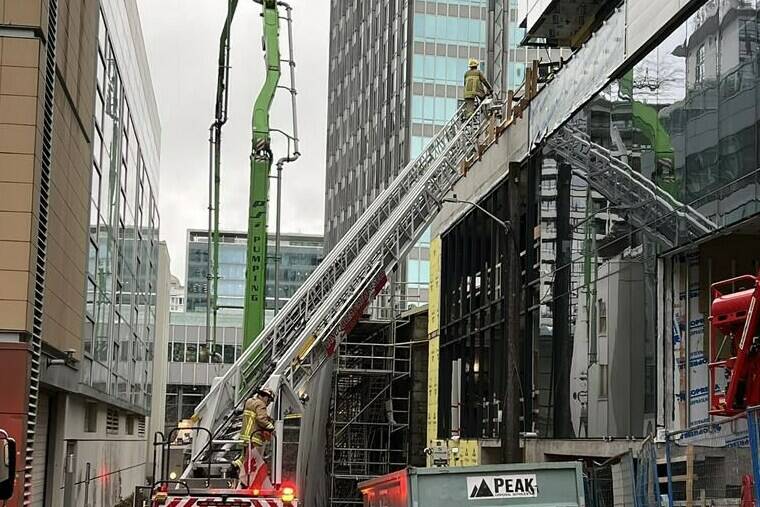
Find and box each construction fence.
[584,407,760,507]
[663,407,760,506]
[583,437,661,507]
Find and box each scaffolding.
[327,294,413,506]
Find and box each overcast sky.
[136,1,329,283]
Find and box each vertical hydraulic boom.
[245,0,282,349]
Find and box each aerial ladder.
[164,99,495,505]
[150,0,499,497]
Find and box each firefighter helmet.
[468,58,479,68]
[258,387,275,401]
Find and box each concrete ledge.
[524,438,645,462]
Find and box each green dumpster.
[359,462,585,507]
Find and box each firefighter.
[463,58,492,118]
[232,387,275,485]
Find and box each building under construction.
[320,0,760,505]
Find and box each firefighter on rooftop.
[463,58,492,117]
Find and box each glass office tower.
[325,0,489,308]
[184,229,323,315]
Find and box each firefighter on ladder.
[463,58,492,118]
[232,387,275,487]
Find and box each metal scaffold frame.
[327,281,413,506]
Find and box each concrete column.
[502,165,522,463]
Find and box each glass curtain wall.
[84,8,160,412]
[408,1,488,308]
[168,323,243,366]
[186,233,322,314]
[538,0,760,437]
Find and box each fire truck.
[150,486,295,507]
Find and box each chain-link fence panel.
[585,452,640,507]
[586,458,615,507]
[665,412,756,505]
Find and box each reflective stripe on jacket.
[240,396,275,444]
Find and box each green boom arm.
[244,0,281,349]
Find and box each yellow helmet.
[468,58,479,68]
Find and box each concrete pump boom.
[245,0,282,349]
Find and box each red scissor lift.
[708,273,760,417]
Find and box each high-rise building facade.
[325,0,490,309]
[184,229,323,316]
[321,4,490,505]
[0,1,162,505]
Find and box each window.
[85,403,98,433]
[172,342,184,362]
[106,408,119,435]
[125,414,135,435]
[406,259,430,287]
[224,345,235,364]
[597,299,607,334]
[599,364,608,399]
[186,343,197,362]
[695,44,705,85]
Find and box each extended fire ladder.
[185,102,494,483]
[547,125,716,246]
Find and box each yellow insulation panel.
[426,237,442,465]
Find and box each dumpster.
[358,462,585,507]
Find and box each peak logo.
[466,474,538,500]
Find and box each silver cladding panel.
[528,6,626,150]
[526,0,703,154]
